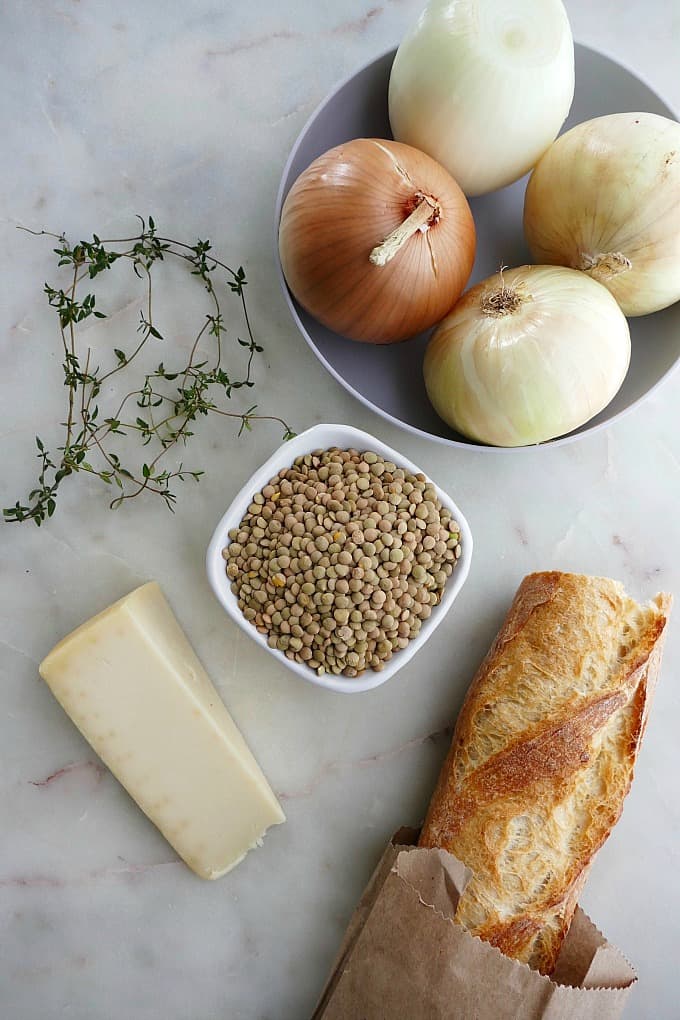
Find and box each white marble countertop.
[1,2,679,1018]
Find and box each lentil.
[223,448,461,678]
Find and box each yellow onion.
[278,138,475,343]
[423,265,630,446]
[524,112,680,316]
[389,0,574,197]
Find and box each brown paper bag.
[313,832,636,1020]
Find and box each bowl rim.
[273,42,680,453]
[205,422,473,693]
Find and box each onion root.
[578,250,632,280]
[481,268,526,317]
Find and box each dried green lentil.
[223,447,462,678]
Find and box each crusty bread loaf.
[419,571,671,975]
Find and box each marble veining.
[1,2,679,1018]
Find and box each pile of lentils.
[223,448,462,678]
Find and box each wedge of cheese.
[39,581,285,879]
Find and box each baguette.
[419,571,671,974]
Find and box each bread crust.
[419,572,671,974]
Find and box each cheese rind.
[39,582,285,879]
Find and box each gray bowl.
[275,44,680,450]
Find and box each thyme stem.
[5,217,295,526]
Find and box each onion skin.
[278,138,475,343]
[423,265,631,447]
[389,0,574,197]
[524,113,680,316]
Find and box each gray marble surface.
[1,2,678,1018]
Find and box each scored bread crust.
[419,571,671,975]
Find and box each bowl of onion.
[275,18,680,450]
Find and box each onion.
[423,265,630,446]
[524,113,680,316]
[278,138,475,343]
[388,0,574,197]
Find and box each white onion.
[388,0,574,197]
[423,265,631,446]
[524,112,680,316]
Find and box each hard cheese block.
[39,581,285,879]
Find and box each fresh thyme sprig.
[4,217,295,526]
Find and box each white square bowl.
[206,423,473,693]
